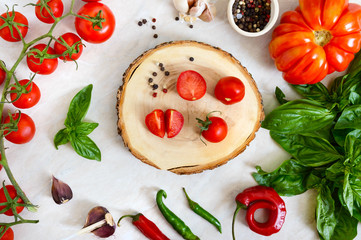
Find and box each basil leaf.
[349,91,361,105]
[291,83,330,104]
[326,161,345,184]
[65,84,93,127]
[262,99,337,134]
[275,87,288,105]
[332,129,353,147]
[343,173,354,216]
[347,50,361,80]
[70,134,101,161]
[270,131,342,167]
[75,122,99,135]
[306,172,322,189]
[316,184,336,240]
[331,203,358,240]
[54,128,70,149]
[335,105,361,130]
[252,159,312,196]
[345,130,361,163]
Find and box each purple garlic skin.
[84,206,116,238]
[51,176,73,205]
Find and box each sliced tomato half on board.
[177,70,207,101]
[165,109,184,138]
[145,109,165,138]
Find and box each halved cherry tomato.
[35,0,64,24]
[10,79,41,109]
[4,113,36,144]
[26,44,58,75]
[0,11,28,42]
[54,32,83,61]
[75,2,115,44]
[197,114,228,143]
[0,185,24,216]
[0,227,14,240]
[177,70,207,101]
[269,1,361,84]
[0,66,5,85]
[165,109,184,138]
[145,109,165,138]
[214,76,245,105]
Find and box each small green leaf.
[270,131,342,167]
[75,122,99,135]
[335,105,361,130]
[316,184,336,240]
[275,87,288,105]
[326,161,345,183]
[54,128,70,149]
[343,173,354,216]
[262,99,337,134]
[65,84,93,127]
[345,130,361,163]
[291,83,330,104]
[70,134,101,161]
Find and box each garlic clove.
[189,0,207,17]
[51,176,73,205]
[199,3,216,22]
[83,206,116,238]
[173,0,190,14]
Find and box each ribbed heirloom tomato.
[269,0,361,84]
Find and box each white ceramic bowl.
[227,0,280,37]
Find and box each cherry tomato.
[165,109,184,138]
[0,11,28,42]
[35,0,64,24]
[54,32,83,61]
[0,227,14,240]
[214,76,245,105]
[0,185,24,216]
[75,2,115,44]
[177,70,207,101]
[10,79,41,109]
[198,115,228,143]
[26,44,58,75]
[145,109,165,138]
[4,113,36,144]
[0,67,5,85]
[269,1,361,84]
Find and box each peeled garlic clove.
[173,0,191,13]
[189,0,207,17]
[84,206,116,238]
[51,176,73,204]
[199,3,216,22]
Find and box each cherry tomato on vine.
[54,32,83,61]
[0,67,5,85]
[0,227,14,240]
[10,80,41,109]
[75,2,115,44]
[177,70,207,101]
[26,44,58,75]
[197,114,228,143]
[0,11,28,42]
[214,76,245,105]
[0,185,24,216]
[3,113,36,144]
[35,0,64,24]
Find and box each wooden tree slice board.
[117,41,264,174]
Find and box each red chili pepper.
[232,186,286,238]
[118,213,170,240]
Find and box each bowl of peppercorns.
[227,0,279,37]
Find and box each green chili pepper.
[156,189,200,240]
[182,187,222,233]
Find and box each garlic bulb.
[173,0,216,22]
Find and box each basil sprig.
[54,84,101,161]
[255,49,361,240]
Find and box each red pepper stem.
[232,202,246,240]
[117,214,141,226]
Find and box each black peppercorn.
[142,19,147,24]
[153,34,158,38]
[148,78,153,83]
[152,25,156,30]
[160,67,165,71]
[165,71,170,76]
[189,57,194,61]
[175,17,180,21]
[138,21,143,26]
[152,72,157,77]
[153,84,159,90]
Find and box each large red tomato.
[0,11,28,42]
[75,2,115,44]
[35,0,64,24]
[269,0,361,84]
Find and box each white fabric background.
[0,0,360,239]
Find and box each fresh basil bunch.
[254,50,361,240]
[54,84,101,161]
